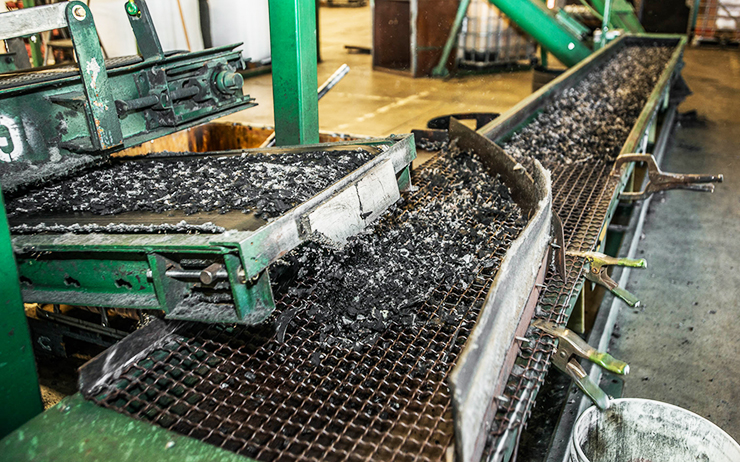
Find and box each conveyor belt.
[84,150,525,461]
[485,161,618,456]
[0,55,142,90]
[479,34,687,459]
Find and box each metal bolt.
[72,5,87,21]
[126,0,140,16]
[214,70,244,94]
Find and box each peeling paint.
[85,58,101,90]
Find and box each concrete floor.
[225,2,740,446]
[610,48,740,441]
[222,5,532,136]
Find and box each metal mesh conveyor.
[83,151,526,462]
[479,34,694,459]
[486,161,617,455]
[71,34,696,462]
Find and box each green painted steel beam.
[487,0,592,67]
[268,0,319,146]
[0,394,255,461]
[0,189,42,439]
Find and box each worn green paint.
[590,0,645,33]
[268,0,319,146]
[431,0,472,77]
[0,190,42,439]
[125,0,164,60]
[0,394,255,461]
[68,2,124,150]
[0,2,254,189]
[486,0,592,67]
[10,137,414,324]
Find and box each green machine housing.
[0,1,417,327]
[0,0,255,192]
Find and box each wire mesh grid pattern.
[485,160,618,451]
[86,152,526,462]
[694,0,740,43]
[457,0,536,68]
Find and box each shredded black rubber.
[6,149,374,220]
[504,45,675,165]
[272,143,525,349]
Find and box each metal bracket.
[551,214,566,281]
[533,319,629,410]
[568,250,646,307]
[0,1,124,151]
[614,153,723,201]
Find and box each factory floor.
[223,3,740,447]
[222,5,533,136]
[610,48,740,440]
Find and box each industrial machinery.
[0,1,726,461]
[0,0,254,192]
[478,34,722,460]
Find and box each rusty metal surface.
[484,160,618,459]
[83,151,525,461]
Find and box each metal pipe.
[431,0,472,77]
[600,0,613,49]
[485,0,591,67]
[316,63,350,100]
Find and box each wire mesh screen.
[85,151,526,461]
[694,0,740,44]
[484,160,619,456]
[457,0,536,68]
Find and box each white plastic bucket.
[570,398,740,462]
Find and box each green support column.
[268,0,319,146]
[0,190,43,439]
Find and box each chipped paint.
[0,115,23,162]
[85,58,101,90]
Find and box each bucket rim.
[572,398,740,462]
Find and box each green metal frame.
[0,394,255,461]
[268,0,319,146]
[11,136,416,325]
[590,0,645,34]
[0,189,43,439]
[0,0,254,191]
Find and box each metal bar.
[66,1,124,151]
[125,0,165,61]
[486,0,591,67]
[0,3,68,40]
[0,188,42,438]
[432,0,472,77]
[23,0,43,68]
[268,0,319,146]
[600,0,614,48]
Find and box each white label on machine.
[0,115,23,162]
[308,160,400,245]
